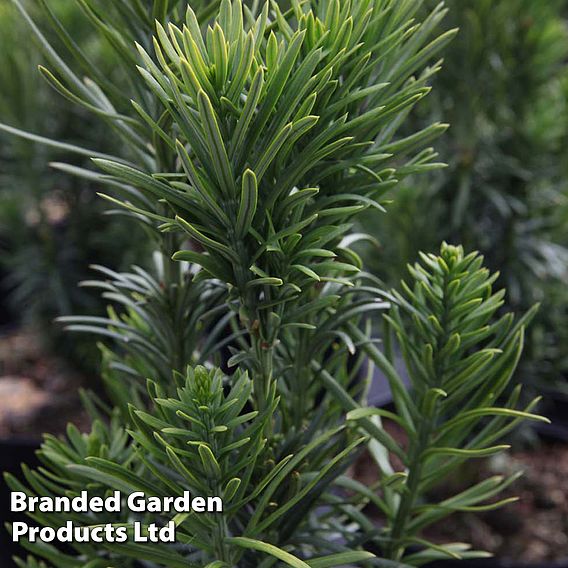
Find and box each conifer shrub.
[2,1,547,566]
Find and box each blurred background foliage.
[359,0,568,399]
[0,0,147,370]
[0,0,567,398]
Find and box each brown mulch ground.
[424,443,568,564]
[353,420,568,564]
[0,328,90,438]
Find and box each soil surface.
[424,443,568,564]
[354,420,568,564]
[0,327,90,438]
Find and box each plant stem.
[207,415,230,564]
[387,270,451,560]
[235,238,278,415]
[386,420,432,560]
[161,211,186,376]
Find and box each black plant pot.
[427,556,568,568]
[0,438,41,568]
[538,391,568,441]
[0,279,18,333]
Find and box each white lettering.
[12,522,28,542]
[133,521,175,542]
[11,490,122,513]
[192,497,206,512]
[10,492,28,513]
[208,496,223,512]
[39,527,56,542]
[127,491,146,512]
[106,491,121,512]
[160,521,175,542]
